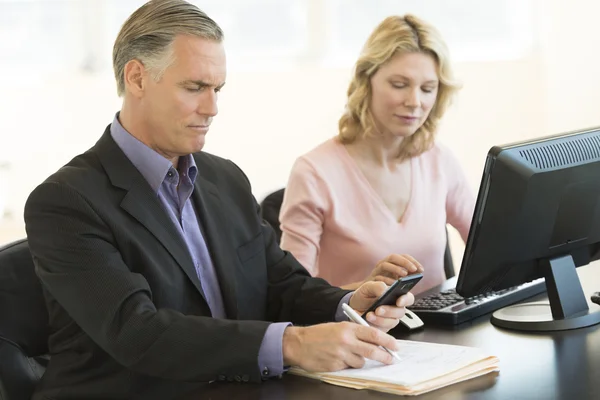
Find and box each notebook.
[289,340,499,396]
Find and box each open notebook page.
[322,339,498,387]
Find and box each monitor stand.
[491,254,600,331]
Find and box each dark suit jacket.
[24,127,349,400]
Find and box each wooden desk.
[182,263,600,400]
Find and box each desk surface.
[183,264,600,400]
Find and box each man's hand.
[349,281,415,332]
[282,323,398,372]
[365,254,424,286]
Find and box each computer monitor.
[456,126,600,332]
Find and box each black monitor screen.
[456,127,600,331]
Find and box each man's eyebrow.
[178,80,226,89]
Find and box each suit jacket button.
[242,375,250,382]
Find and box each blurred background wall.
[1,0,599,268]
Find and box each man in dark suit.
[24,1,419,399]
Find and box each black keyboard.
[409,279,547,325]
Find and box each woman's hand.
[365,254,424,286]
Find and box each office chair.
[0,239,50,400]
[259,188,456,279]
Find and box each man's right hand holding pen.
[282,280,414,372]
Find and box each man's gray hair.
[113,0,224,97]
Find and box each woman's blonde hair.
[338,15,460,159]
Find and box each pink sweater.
[279,138,475,294]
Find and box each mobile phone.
[361,273,423,318]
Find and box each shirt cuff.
[258,322,291,379]
[335,292,354,322]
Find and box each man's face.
[138,35,226,160]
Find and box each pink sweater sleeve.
[442,146,476,241]
[279,158,329,276]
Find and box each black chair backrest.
[259,188,455,279]
[443,231,455,279]
[260,188,285,243]
[0,239,50,400]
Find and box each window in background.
[0,0,536,79]
[0,0,79,78]
[322,0,536,67]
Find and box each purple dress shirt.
[110,114,352,378]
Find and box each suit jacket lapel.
[191,173,239,320]
[94,129,208,302]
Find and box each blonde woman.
[279,15,475,293]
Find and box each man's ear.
[123,59,147,98]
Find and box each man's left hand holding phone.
[350,272,422,328]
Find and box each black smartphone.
[361,273,423,318]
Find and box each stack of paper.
[290,340,499,396]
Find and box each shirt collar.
[110,113,198,193]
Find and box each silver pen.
[342,303,401,361]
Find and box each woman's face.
[369,52,439,139]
